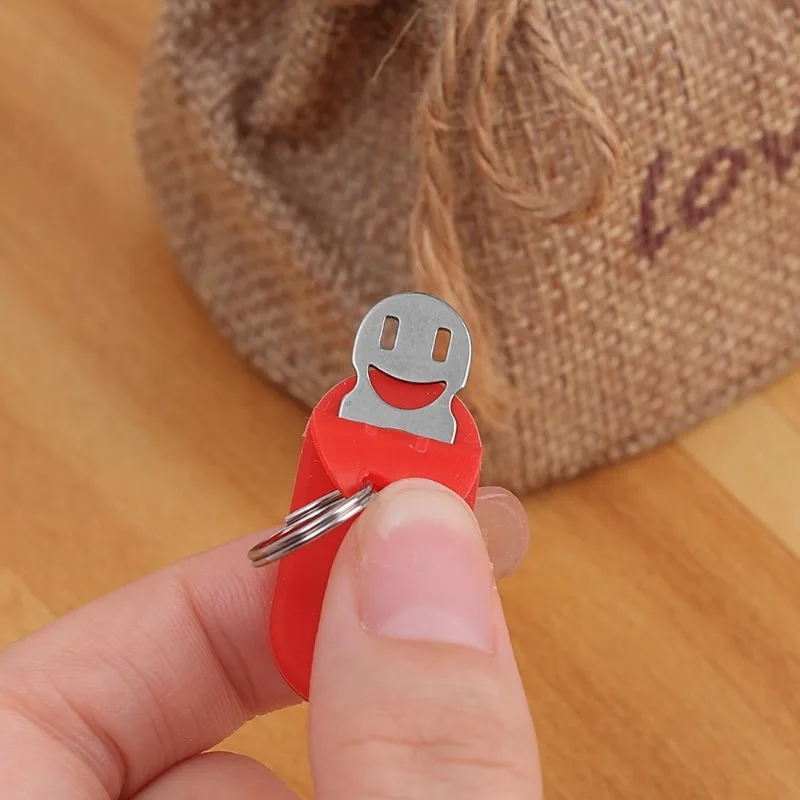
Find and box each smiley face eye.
[380,316,399,350]
[432,327,451,362]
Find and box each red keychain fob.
[248,292,483,701]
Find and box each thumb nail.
[357,479,496,652]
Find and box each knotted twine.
[248,0,622,422]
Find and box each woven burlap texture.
[137,0,800,493]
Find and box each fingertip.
[475,486,530,578]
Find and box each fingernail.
[357,479,496,652]
[476,487,530,579]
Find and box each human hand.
[0,479,541,799]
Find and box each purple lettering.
[680,147,749,229]
[637,149,673,261]
[760,113,800,182]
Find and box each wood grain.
[1,2,799,798]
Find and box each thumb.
[309,479,542,800]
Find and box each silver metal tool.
[339,292,472,444]
[248,292,472,567]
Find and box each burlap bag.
[136,0,800,493]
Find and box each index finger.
[0,532,295,799]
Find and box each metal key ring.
[248,484,377,567]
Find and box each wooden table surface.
[1,2,799,798]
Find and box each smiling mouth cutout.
[368,367,446,411]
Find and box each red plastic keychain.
[248,292,483,701]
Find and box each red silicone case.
[269,370,482,700]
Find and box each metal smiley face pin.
[339,292,472,444]
[248,292,483,701]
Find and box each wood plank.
[0,570,55,649]
[681,392,800,558]
[506,445,800,799]
[767,371,800,434]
